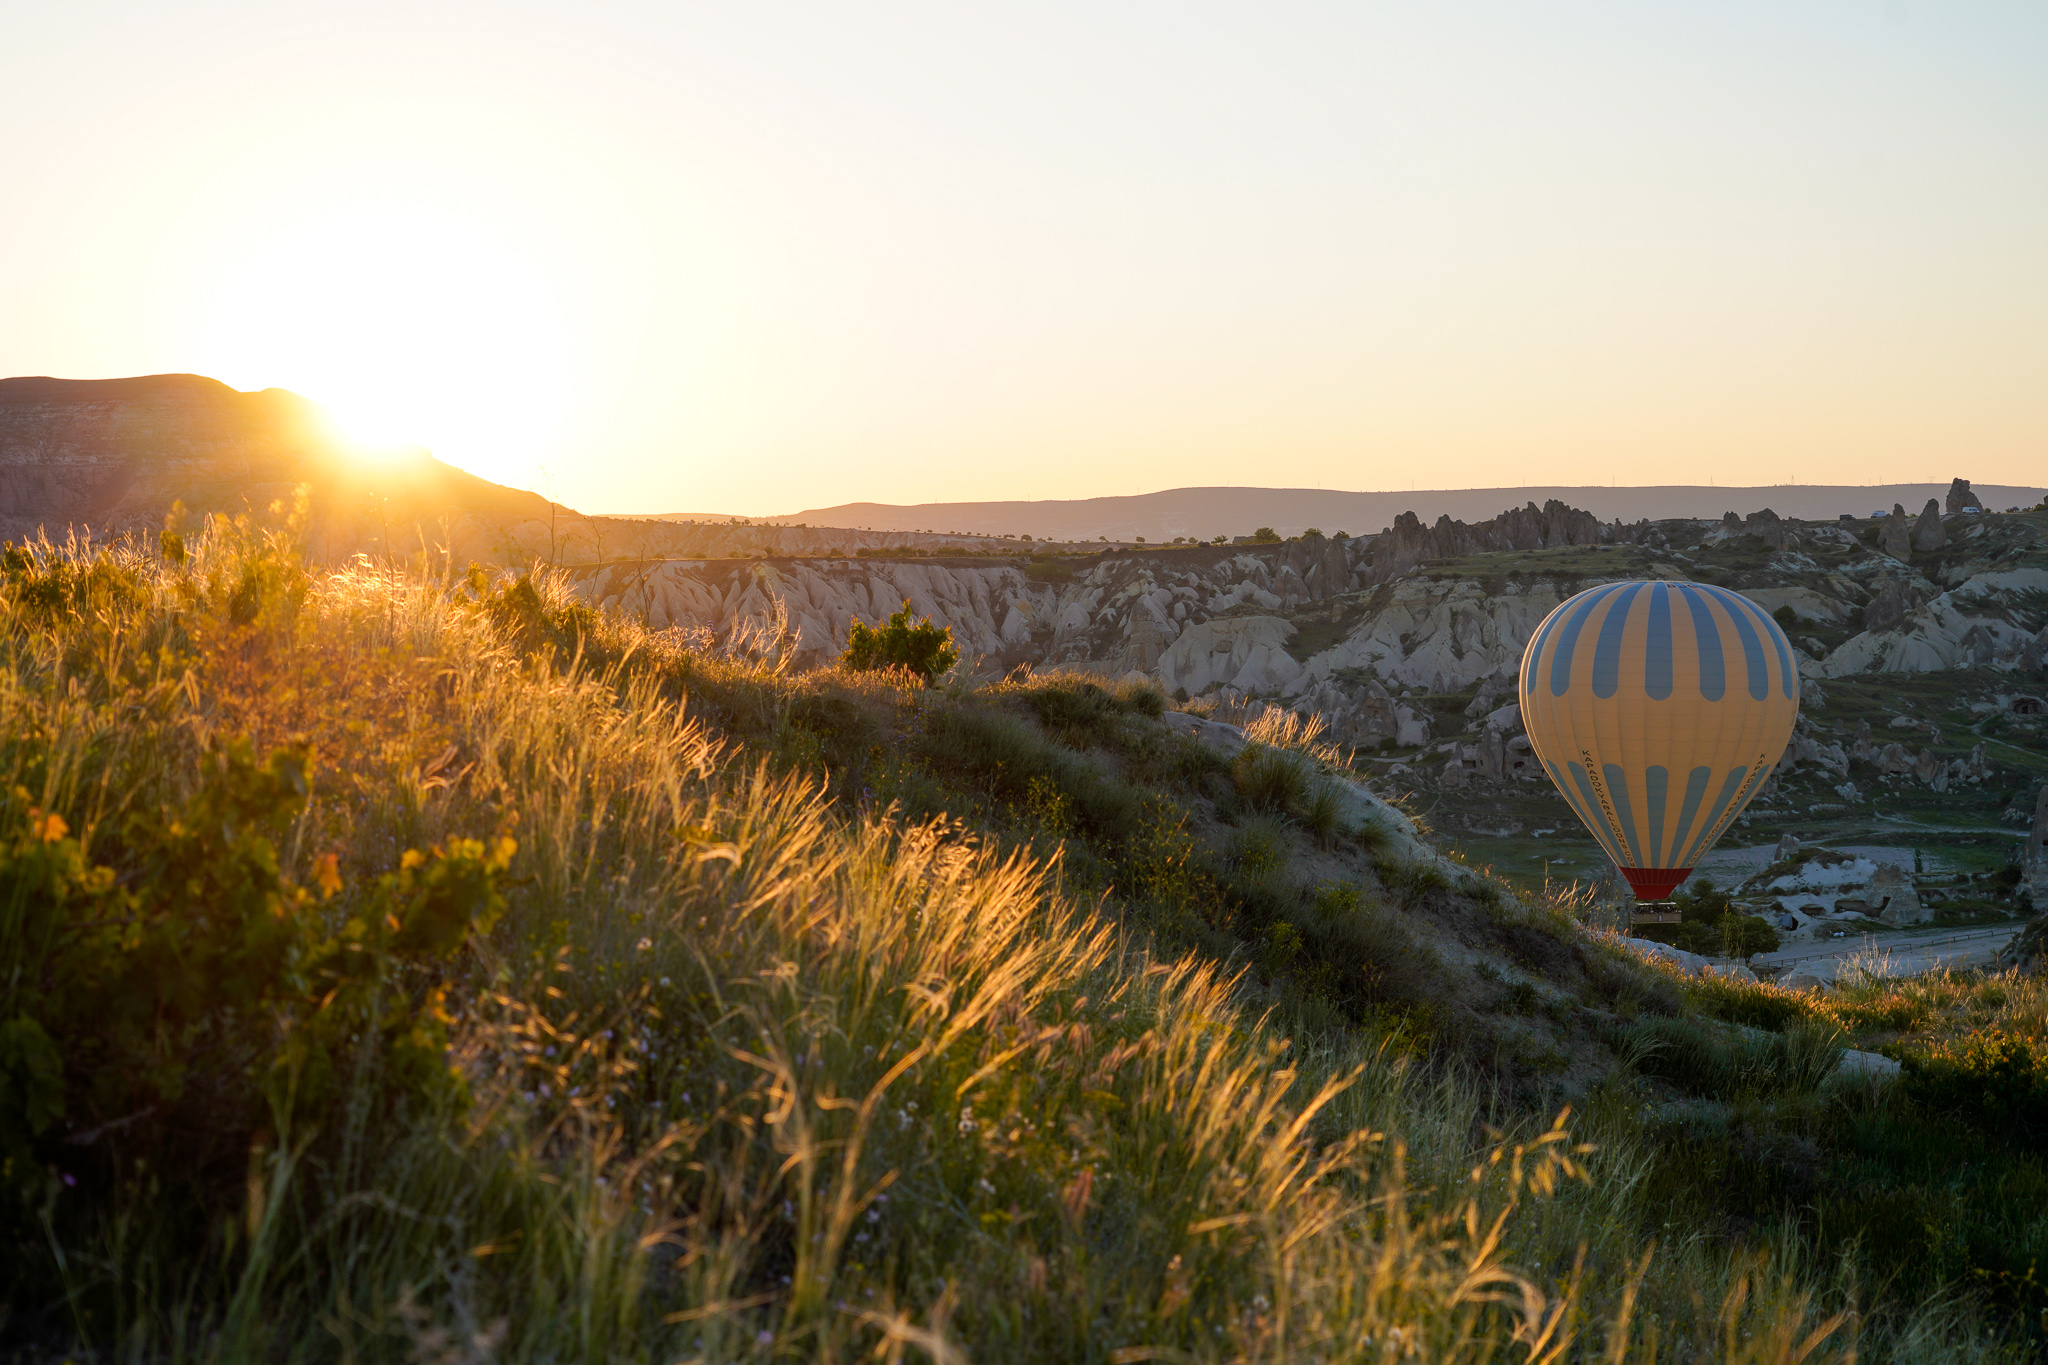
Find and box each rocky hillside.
[0,374,337,532]
[570,485,2048,905]
[577,484,2047,717]
[0,374,558,551]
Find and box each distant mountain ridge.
[14,374,2042,571]
[633,483,2048,542]
[0,373,1034,563]
[0,373,554,543]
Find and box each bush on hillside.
[0,744,513,1208]
[1230,742,1313,813]
[1299,778,1349,846]
[1112,675,1167,716]
[1637,919,1720,955]
[1899,1029,2048,1143]
[1718,913,1781,957]
[1028,678,1119,736]
[841,599,958,685]
[481,569,601,653]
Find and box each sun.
[200,205,568,485]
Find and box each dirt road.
[1753,922,2019,982]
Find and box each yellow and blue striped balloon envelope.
[1518,580,1799,900]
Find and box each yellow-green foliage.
[841,599,959,685]
[0,519,2013,1361]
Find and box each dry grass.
[0,519,2021,1361]
[1242,705,1351,769]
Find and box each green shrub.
[1626,1016,1839,1099]
[841,600,958,685]
[1637,919,1720,955]
[1226,816,1290,875]
[1285,881,1436,1009]
[1260,919,1305,972]
[1683,974,1811,1032]
[1353,808,1401,856]
[1112,676,1167,717]
[1727,913,1781,956]
[1230,742,1312,813]
[0,543,149,627]
[1027,679,1119,738]
[1718,913,1781,957]
[919,700,1143,846]
[1022,774,1072,834]
[1065,768,1142,844]
[482,570,600,654]
[1118,795,1221,917]
[1299,779,1349,846]
[1899,1029,2048,1143]
[0,745,513,1207]
[1383,858,1453,905]
[1021,558,1075,584]
[1672,921,1719,955]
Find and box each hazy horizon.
[593,479,2048,540]
[6,3,2045,515]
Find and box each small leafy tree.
[841,600,958,686]
[1673,877,1734,925]
[1718,913,1781,958]
[1661,920,1720,955]
[1250,526,1283,544]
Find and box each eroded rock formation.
[1910,499,1947,554]
[1879,505,1912,560]
[1363,500,1609,582]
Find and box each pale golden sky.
[5,3,2045,514]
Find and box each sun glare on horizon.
[198,205,570,488]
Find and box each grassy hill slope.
[0,512,2040,1361]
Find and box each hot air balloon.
[1518,580,1799,901]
